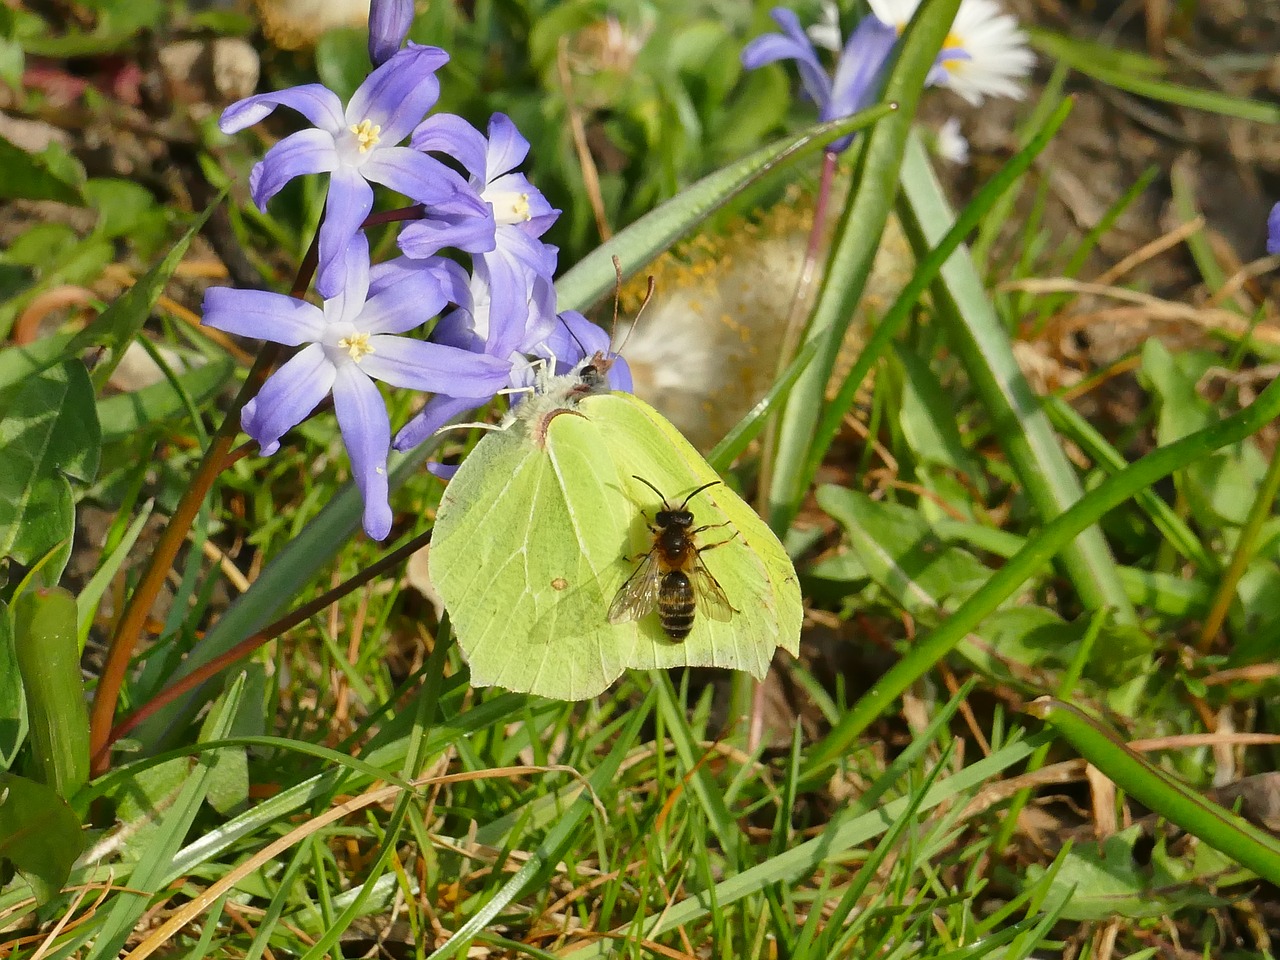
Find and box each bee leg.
[696,528,742,553]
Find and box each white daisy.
[867,0,1034,106]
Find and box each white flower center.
[337,332,375,362]
[349,118,382,153]
[488,189,532,225]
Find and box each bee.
[607,476,737,640]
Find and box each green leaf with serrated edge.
[96,354,233,441]
[0,360,100,568]
[66,198,219,390]
[0,135,82,204]
[0,601,28,768]
[0,771,84,904]
[13,588,88,798]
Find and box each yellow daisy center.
[349,118,382,153]
[337,332,374,361]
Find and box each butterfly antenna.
[609,255,653,358]
[679,479,722,509]
[631,475,669,505]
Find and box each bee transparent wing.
[691,556,736,622]
[608,550,663,624]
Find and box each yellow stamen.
[337,332,374,361]
[496,192,531,223]
[349,118,382,153]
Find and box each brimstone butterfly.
[429,355,802,700]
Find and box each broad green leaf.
[0,601,28,768]
[1028,825,1244,922]
[818,485,991,619]
[96,354,234,441]
[0,331,78,391]
[0,771,84,904]
[0,135,82,204]
[0,360,101,569]
[66,199,219,390]
[12,587,89,799]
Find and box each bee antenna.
[679,479,722,509]
[631,475,668,504]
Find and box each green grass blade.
[804,370,1280,778]
[563,733,1042,958]
[1027,697,1280,884]
[86,673,246,960]
[555,106,894,313]
[804,98,1073,495]
[896,131,1137,626]
[1032,29,1280,124]
[426,689,654,959]
[767,0,962,532]
[1044,395,1215,572]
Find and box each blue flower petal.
[368,0,414,66]
[331,364,393,540]
[741,8,833,113]
[393,393,483,452]
[248,128,338,211]
[347,43,448,144]
[220,83,346,135]
[202,288,326,345]
[362,256,469,333]
[321,232,373,325]
[361,146,469,206]
[361,336,511,394]
[1267,202,1280,256]
[410,113,488,180]
[483,113,530,181]
[242,344,335,455]
[316,167,375,299]
[827,14,897,121]
[395,194,496,259]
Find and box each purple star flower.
[399,112,559,330]
[202,234,511,540]
[392,257,559,453]
[219,43,481,298]
[741,7,898,153]
[1267,202,1280,256]
[368,0,414,66]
